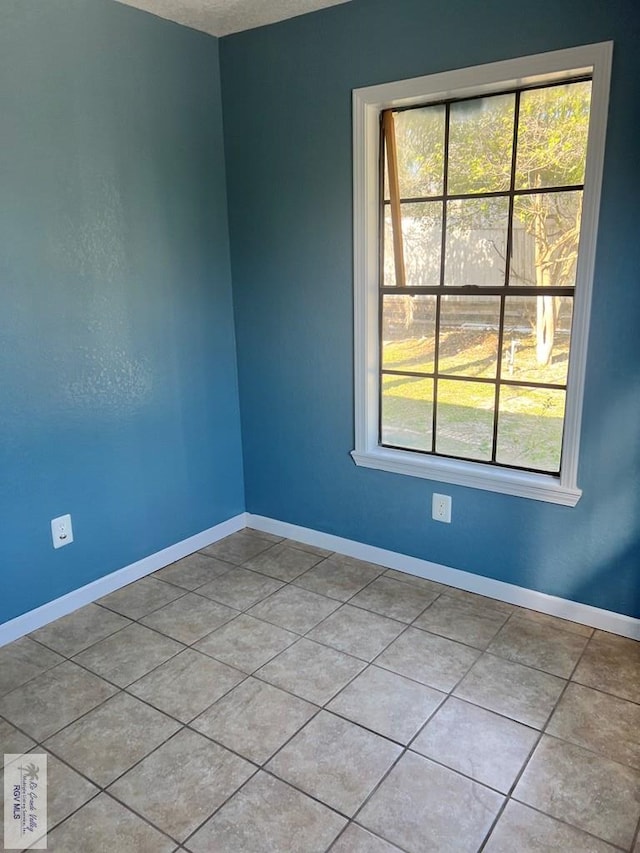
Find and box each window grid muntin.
[379,76,589,475]
[490,88,521,461]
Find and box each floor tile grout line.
[30,778,104,840]
[341,583,444,623]
[399,744,523,797]
[191,624,300,674]
[179,680,393,850]
[15,540,597,673]
[184,687,323,766]
[135,606,243,648]
[177,764,263,849]
[18,624,634,851]
[337,618,503,845]
[179,762,350,851]
[50,553,635,709]
[476,622,608,852]
[99,784,204,848]
[190,572,286,611]
[249,636,368,708]
[550,674,640,709]
[321,822,352,853]
[410,607,511,650]
[242,541,327,581]
[31,651,194,742]
[24,577,592,693]
[0,667,123,744]
[347,744,415,848]
[44,712,262,847]
[306,596,411,632]
[0,645,68,698]
[316,639,452,743]
[258,764,367,823]
[290,562,388,605]
[4,574,635,755]
[339,819,414,853]
[465,646,578,681]
[398,630,500,754]
[300,602,409,663]
[104,738,262,848]
[8,533,614,660]
[383,564,597,639]
[78,619,189,659]
[501,602,595,638]
[157,550,239,579]
[41,688,184,775]
[521,728,640,778]
[68,631,191,688]
[298,636,398,666]
[505,796,632,852]
[22,634,71,661]
[24,742,179,845]
[30,616,138,661]
[366,647,640,717]
[44,563,375,745]
[3,534,638,852]
[15,735,225,853]
[408,618,501,655]
[126,667,253,728]
[279,558,637,851]
[95,574,195,615]
[190,700,366,831]
[366,613,482,698]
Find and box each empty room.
[1,0,639,850]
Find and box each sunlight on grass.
[382,331,567,470]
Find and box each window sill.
[351,447,581,506]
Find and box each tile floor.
[1,527,639,852]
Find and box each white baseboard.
[0,513,248,648]
[4,510,638,647]
[247,514,640,641]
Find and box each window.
[352,44,612,505]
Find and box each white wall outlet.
[432,493,452,523]
[51,514,73,549]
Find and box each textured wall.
[0,0,244,623]
[221,0,640,617]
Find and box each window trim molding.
[352,43,613,506]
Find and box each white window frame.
[351,42,613,506]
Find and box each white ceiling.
[113,0,352,37]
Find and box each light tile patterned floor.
[0,527,639,852]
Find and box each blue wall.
[0,0,244,623]
[1,0,638,627]
[221,0,640,618]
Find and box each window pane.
[496,386,565,472]
[382,295,436,373]
[436,379,495,461]
[384,202,443,288]
[510,191,583,287]
[502,296,573,384]
[439,296,501,378]
[444,197,509,286]
[382,375,433,451]
[516,81,591,190]
[448,94,515,194]
[389,106,446,200]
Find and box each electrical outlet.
[51,514,73,548]
[432,494,452,523]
